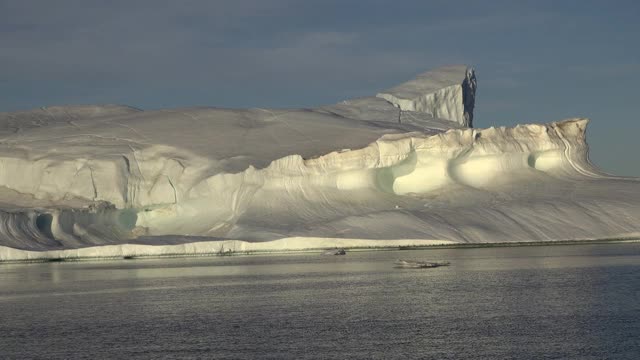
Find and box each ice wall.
[0,65,638,259]
[1,115,637,252]
[376,65,476,127]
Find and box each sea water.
[1,243,639,359]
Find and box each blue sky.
[1,0,639,175]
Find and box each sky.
[1,0,639,175]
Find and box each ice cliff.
[0,66,638,261]
[377,65,477,127]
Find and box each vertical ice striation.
[376,65,476,127]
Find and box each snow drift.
[0,65,638,261]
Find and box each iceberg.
[0,65,638,261]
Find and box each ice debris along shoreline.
[3,236,640,263]
[0,238,455,262]
[0,65,639,261]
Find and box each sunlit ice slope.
[0,66,639,260]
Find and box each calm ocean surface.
[1,243,639,359]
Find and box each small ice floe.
[322,248,347,255]
[393,259,450,269]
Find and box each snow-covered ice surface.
[1,65,639,261]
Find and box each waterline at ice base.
[1,65,638,261]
